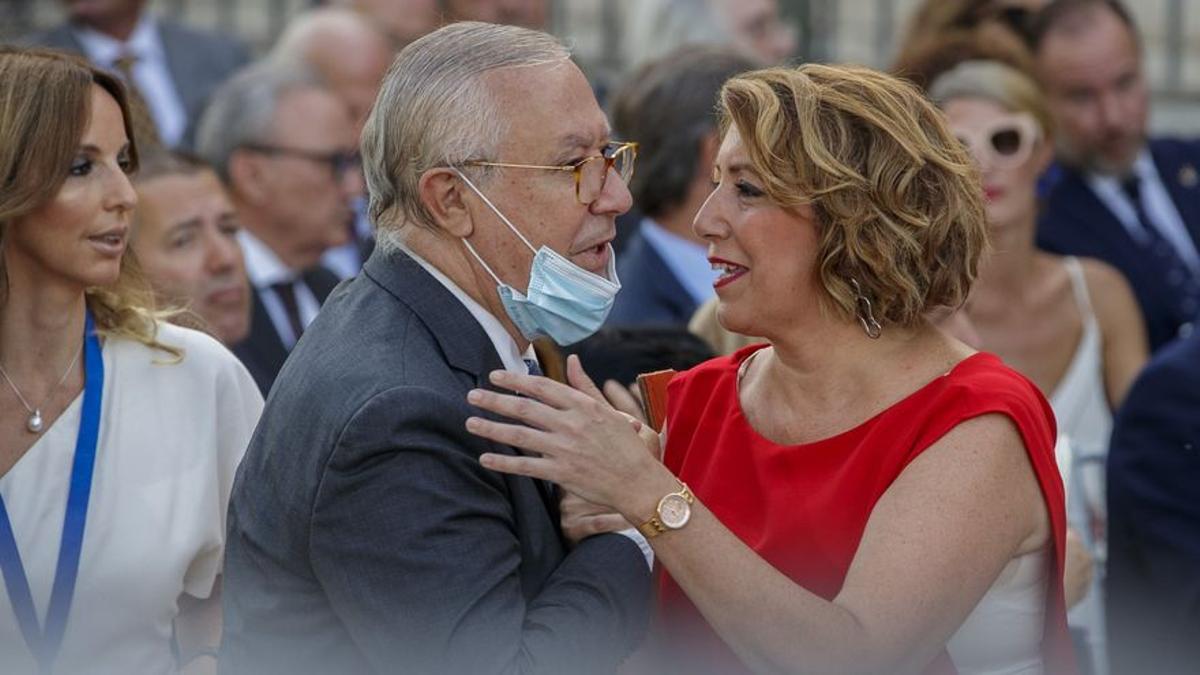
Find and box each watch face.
[659,494,691,529]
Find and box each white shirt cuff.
[615,527,655,570]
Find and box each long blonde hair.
[0,47,178,356]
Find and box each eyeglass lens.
[578,145,635,203]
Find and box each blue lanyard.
[0,311,103,674]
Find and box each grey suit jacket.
[220,248,652,674]
[26,17,250,148]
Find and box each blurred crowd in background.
[2,1,1199,673]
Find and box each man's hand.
[561,491,629,546]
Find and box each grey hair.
[624,0,733,71]
[361,21,569,242]
[194,60,321,185]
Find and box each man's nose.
[590,165,633,216]
[104,163,138,215]
[206,228,241,274]
[1098,91,1125,130]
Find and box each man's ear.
[419,167,473,238]
[228,150,269,206]
[688,130,722,196]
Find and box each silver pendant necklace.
[0,345,83,434]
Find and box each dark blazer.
[232,266,340,397]
[220,248,651,674]
[608,227,698,328]
[1106,331,1200,675]
[1037,138,1200,351]
[26,17,250,149]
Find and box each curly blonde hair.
[717,63,989,329]
[0,47,178,357]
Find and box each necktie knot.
[112,52,138,78]
[107,51,162,153]
[1120,174,1142,205]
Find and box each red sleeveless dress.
[655,345,1076,674]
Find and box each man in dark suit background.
[27,0,250,149]
[220,22,651,674]
[1033,0,1200,351]
[271,6,396,279]
[1105,330,1200,674]
[606,46,755,328]
[196,61,362,395]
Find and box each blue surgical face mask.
[455,169,621,345]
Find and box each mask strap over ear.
[453,168,538,253]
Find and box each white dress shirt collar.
[238,230,297,288]
[1086,148,1200,271]
[73,13,162,66]
[405,249,534,375]
[638,217,716,305]
[405,248,654,569]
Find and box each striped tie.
[111,52,164,154]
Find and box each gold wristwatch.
[637,481,694,538]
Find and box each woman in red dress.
[465,63,1075,675]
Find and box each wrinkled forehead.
[484,60,610,159]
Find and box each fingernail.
[467,389,482,403]
[489,370,506,383]
[465,417,480,431]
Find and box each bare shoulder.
[1077,257,1144,329]
[1077,258,1136,307]
[903,412,1049,552]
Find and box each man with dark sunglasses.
[196,61,363,395]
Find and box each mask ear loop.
[452,167,538,288]
[454,168,538,253]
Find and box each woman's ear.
[419,168,473,238]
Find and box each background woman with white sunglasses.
[932,59,1148,675]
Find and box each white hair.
[361,21,569,245]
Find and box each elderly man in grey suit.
[220,21,652,675]
[28,0,249,149]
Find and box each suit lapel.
[157,22,203,121]
[302,265,341,303]
[1054,171,1143,264]
[38,25,87,55]
[1150,142,1200,249]
[244,287,289,379]
[362,248,561,518]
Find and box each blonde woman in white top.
[0,48,261,674]
[932,59,1148,674]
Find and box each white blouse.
[0,322,262,674]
